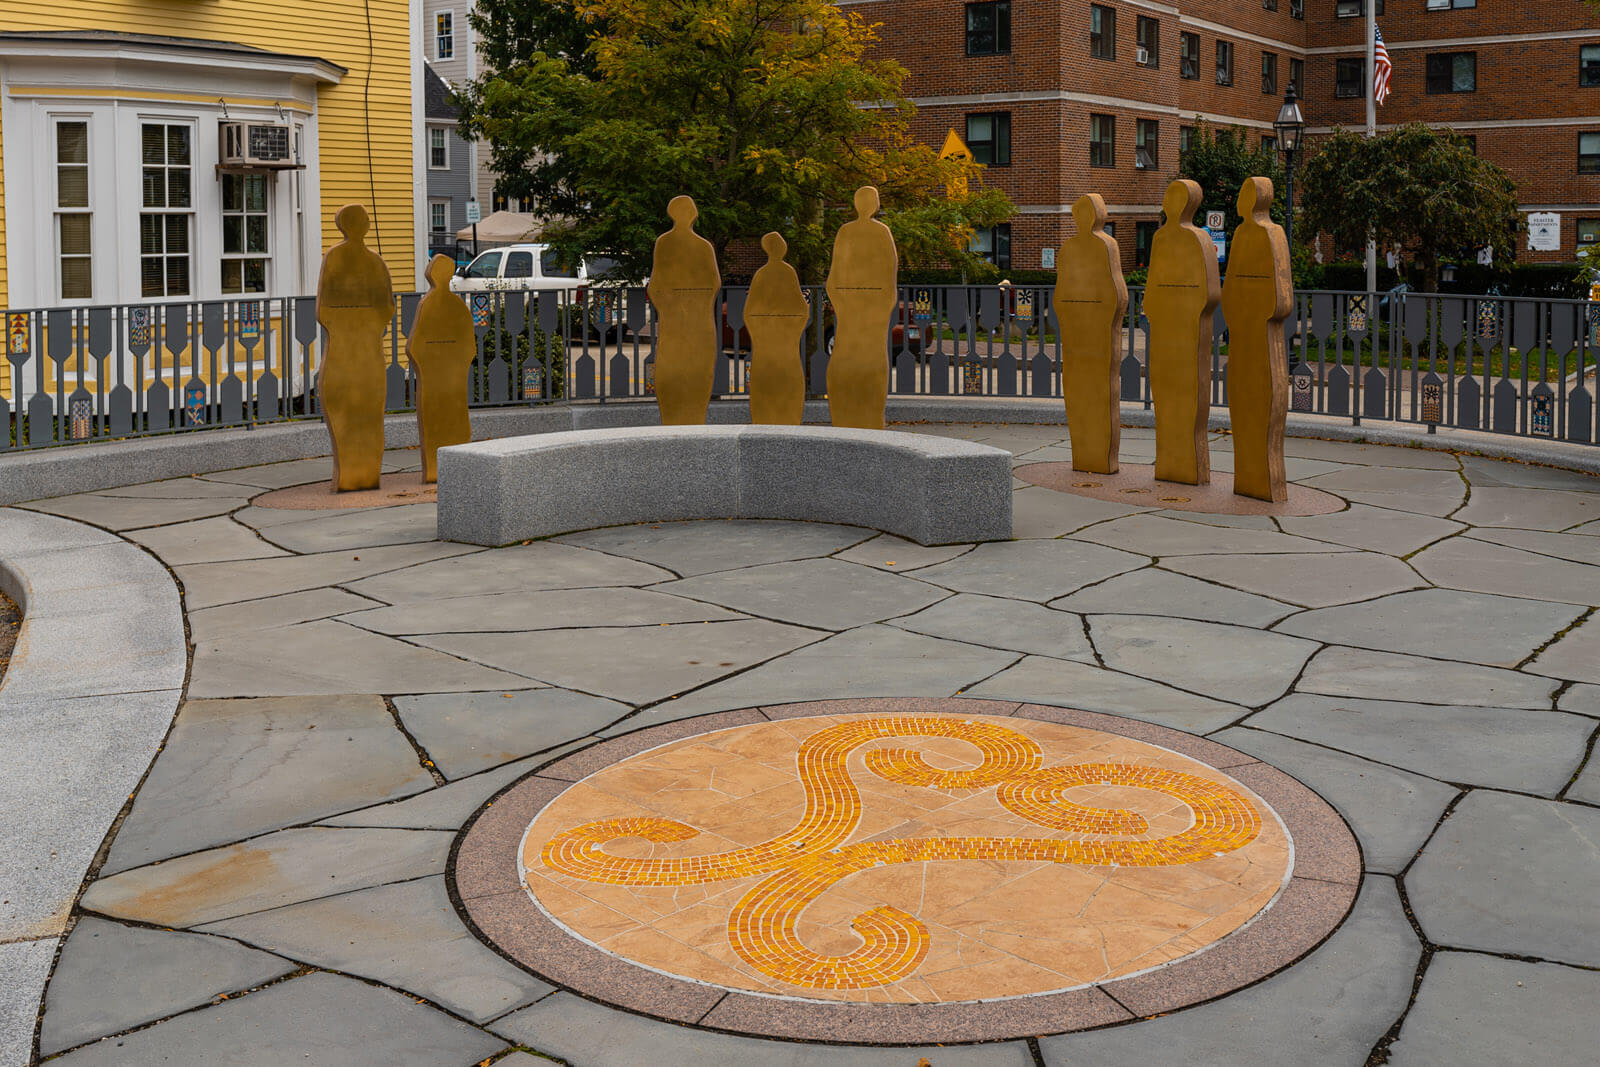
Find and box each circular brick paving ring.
[252,470,436,510]
[451,698,1361,1045]
[1014,461,1345,517]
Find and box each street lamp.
[1273,86,1306,262]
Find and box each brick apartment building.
[851,0,1600,271]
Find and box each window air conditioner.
[1137,46,1150,65]
[219,122,297,169]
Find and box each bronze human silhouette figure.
[1055,194,1129,474]
[1144,180,1221,485]
[316,204,392,491]
[407,254,476,482]
[1221,178,1293,502]
[746,232,809,425]
[826,186,898,430]
[647,196,720,424]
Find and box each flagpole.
[1366,4,1378,297]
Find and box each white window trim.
[429,198,450,232]
[428,125,450,171]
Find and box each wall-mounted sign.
[1041,247,1056,269]
[1527,212,1561,252]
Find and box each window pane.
[166,255,190,296]
[140,214,163,255]
[465,251,501,278]
[60,214,92,255]
[222,174,241,212]
[541,250,578,278]
[168,168,191,208]
[143,168,165,208]
[58,121,88,164]
[246,175,267,212]
[1453,54,1476,91]
[222,259,242,293]
[141,257,164,298]
[247,215,269,253]
[142,124,165,164]
[57,166,88,208]
[1583,46,1600,86]
[506,252,534,278]
[165,215,189,253]
[167,126,191,165]
[244,259,266,293]
[968,115,992,142]
[223,216,243,254]
[61,256,92,299]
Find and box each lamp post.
[1274,86,1306,262]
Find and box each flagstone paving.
[5,423,1600,1065]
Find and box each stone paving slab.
[1249,694,1590,796]
[253,502,441,553]
[319,753,559,830]
[345,541,674,603]
[887,592,1096,660]
[557,519,874,577]
[1387,953,1599,1067]
[1213,727,1460,873]
[38,917,297,1056]
[1039,877,1417,1067]
[101,695,436,874]
[1009,484,1153,538]
[200,876,552,1024]
[122,515,290,565]
[1524,612,1600,683]
[420,619,827,705]
[1410,535,1600,605]
[394,688,627,777]
[830,533,974,572]
[1406,790,1600,965]
[1276,504,1464,556]
[43,971,505,1067]
[1088,615,1318,706]
[1558,682,1600,718]
[174,541,480,610]
[1459,455,1600,490]
[1295,646,1560,710]
[657,557,949,630]
[16,491,252,531]
[185,587,386,644]
[964,655,1249,734]
[341,586,745,635]
[80,828,454,928]
[1469,527,1600,567]
[93,476,268,500]
[1452,485,1600,530]
[188,618,537,698]
[1300,466,1467,517]
[490,991,1036,1067]
[1050,567,1295,627]
[912,538,1146,601]
[1162,550,1424,608]
[1071,513,1346,556]
[1274,588,1585,667]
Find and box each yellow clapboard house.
[0,2,424,399]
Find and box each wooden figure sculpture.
[746,232,808,425]
[826,186,898,430]
[1055,193,1129,474]
[316,204,393,491]
[1221,177,1293,502]
[1144,179,1221,485]
[647,195,720,424]
[407,254,476,483]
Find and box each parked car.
[452,244,640,343]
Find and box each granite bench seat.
[435,424,1013,546]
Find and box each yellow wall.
[0,0,417,311]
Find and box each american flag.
[1374,26,1393,105]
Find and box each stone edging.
[4,395,1596,506]
[450,697,1361,1047]
[0,509,186,1067]
[436,425,1014,546]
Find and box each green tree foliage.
[1297,123,1520,292]
[458,0,1014,282]
[1176,122,1286,235]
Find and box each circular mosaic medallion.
[454,699,1360,1044]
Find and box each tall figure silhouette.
[1221,178,1293,502]
[1055,194,1129,474]
[317,204,392,491]
[1144,180,1221,485]
[746,233,809,425]
[826,187,898,430]
[407,254,476,483]
[648,196,720,424]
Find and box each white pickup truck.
[449,243,596,294]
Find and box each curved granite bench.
[436,425,1013,546]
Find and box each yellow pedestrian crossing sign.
[941,129,972,198]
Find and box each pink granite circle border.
[253,470,436,510]
[1014,461,1346,517]
[450,697,1361,1046]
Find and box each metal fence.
[4,284,1597,451]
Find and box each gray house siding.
[424,63,475,257]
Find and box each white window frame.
[429,198,450,233]
[137,119,198,300]
[428,126,450,170]
[436,11,455,60]
[220,171,272,295]
[52,115,95,303]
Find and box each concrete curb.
[3,396,1597,506]
[437,425,1014,546]
[0,509,186,1067]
